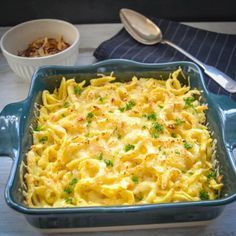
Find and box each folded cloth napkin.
[94,18,236,99]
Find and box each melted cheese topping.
[25,68,223,207]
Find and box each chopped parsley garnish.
[74,86,82,95]
[99,97,105,103]
[64,101,70,108]
[104,159,113,167]
[152,133,159,139]
[183,141,193,150]
[175,118,185,126]
[144,112,157,121]
[65,198,73,204]
[207,171,217,179]
[119,107,125,112]
[132,176,139,184]
[86,112,94,123]
[171,132,177,138]
[39,136,48,143]
[188,172,194,175]
[158,105,164,109]
[175,150,180,155]
[135,195,143,201]
[117,134,122,139]
[184,96,195,108]
[119,100,136,112]
[151,122,164,138]
[64,188,72,194]
[34,126,42,131]
[97,153,103,160]
[69,178,78,185]
[124,144,135,152]
[199,190,209,200]
[153,122,164,132]
[158,146,162,151]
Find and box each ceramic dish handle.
[0,102,23,159]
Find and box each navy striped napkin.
[94,19,236,99]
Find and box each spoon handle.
[164,40,236,93]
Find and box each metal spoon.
[120,8,236,93]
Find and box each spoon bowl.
[120,8,162,45]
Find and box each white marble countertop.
[0,22,236,236]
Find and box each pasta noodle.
[24,68,223,207]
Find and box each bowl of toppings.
[0,19,80,82]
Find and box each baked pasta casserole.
[24,68,223,207]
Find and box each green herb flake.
[119,100,136,112]
[207,171,217,179]
[135,195,143,201]
[74,86,82,95]
[153,122,164,133]
[183,141,193,150]
[104,159,113,167]
[64,101,70,108]
[64,188,72,194]
[175,150,180,155]
[158,105,164,109]
[87,112,94,119]
[124,144,135,152]
[65,198,73,204]
[158,146,162,151]
[34,126,42,132]
[132,176,139,184]
[39,136,48,143]
[175,118,185,126]
[98,153,103,160]
[171,132,177,138]
[145,112,157,121]
[125,100,136,110]
[119,107,125,112]
[184,96,195,108]
[199,190,209,200]
[69,178,78,186]
[151,133,159,139]
[117,134,122,139]
[188,172,194,175]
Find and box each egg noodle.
[25,68,223,207]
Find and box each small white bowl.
[0,19,80,82]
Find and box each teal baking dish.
[0,59,236,229]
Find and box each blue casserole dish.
[0,59,236,229]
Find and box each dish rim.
[3,59,236,215]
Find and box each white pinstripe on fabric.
[130,46,149,60]
[204,34,219,63]
[119,43,139,58]
[154,24,181,63]
[109,37,131,58]
[186,29,200,51]
[169,27,190,62]
[210,35,229,92]
[215,35,229,67]
[195,31,209,58]
[225,41,236,74]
